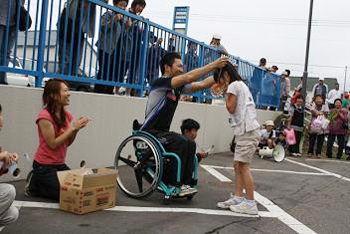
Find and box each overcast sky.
[142,0,350,90]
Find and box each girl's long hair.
[214,62,242,84]
[42,79,69,129]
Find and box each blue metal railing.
[0,0,280,108]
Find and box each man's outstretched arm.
[188,76,216,93]
[171,57,229,89]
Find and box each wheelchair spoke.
[143,170,154,184]
[134,167,143,193]
[119,156,137,167]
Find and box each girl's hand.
[72,117,90,131]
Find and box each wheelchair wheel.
[115,135,163,198]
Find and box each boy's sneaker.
[316,154,321,158]
[217,193,242,209]
[24,170,34,197]
[230,200,258,215]
[179,185,197,196]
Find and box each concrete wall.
[0,85,280,182]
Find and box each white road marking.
[107,206,274,218]
[285,158,350,183]
[202,165,317,234]
[201,165,232,182]
[13,201,59,209]
[12,200,275,218]
[305,158,350,165]
[204,164,330,176]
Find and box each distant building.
[11,30,97,76]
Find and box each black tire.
[115,135,163,198]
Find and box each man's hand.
[212,56,230,69]
[197,151,208,159]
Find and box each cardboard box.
[57,167,117,215]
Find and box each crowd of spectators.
[250,56,350,160]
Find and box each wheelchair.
[114,120,199,203]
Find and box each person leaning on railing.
[250,58,266,105]
[120,0,147,96]
[94,0,131,94]
[25,79,90,201]
[58,0,106,76]
[0,0,25,84]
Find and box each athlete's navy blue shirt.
[141,76,185,132]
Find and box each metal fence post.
[197,43,205,102]
[138,20,149,97]
[35,0,49,87]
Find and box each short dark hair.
[114,0,129,4]
[285,69,290,76]
[0,103,2,112]
[160,52,181,75]
[131,0,146,9]
[334,98,342,105]
[181,118,200,134]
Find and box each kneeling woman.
[26,79,90,201]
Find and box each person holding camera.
[0,103,19,227]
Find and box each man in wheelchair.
[139,52,228,196]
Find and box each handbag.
[321,118,330,130]
[310,116,323,133]
[284,128,296,145]
[15,3,32,32]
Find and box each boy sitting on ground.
[259,120,276,149]
[275,131,287,149]
[180,118,209,161]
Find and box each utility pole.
[301,0,314,112]
[344,66,348,92]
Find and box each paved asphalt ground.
[2,152,350,234]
